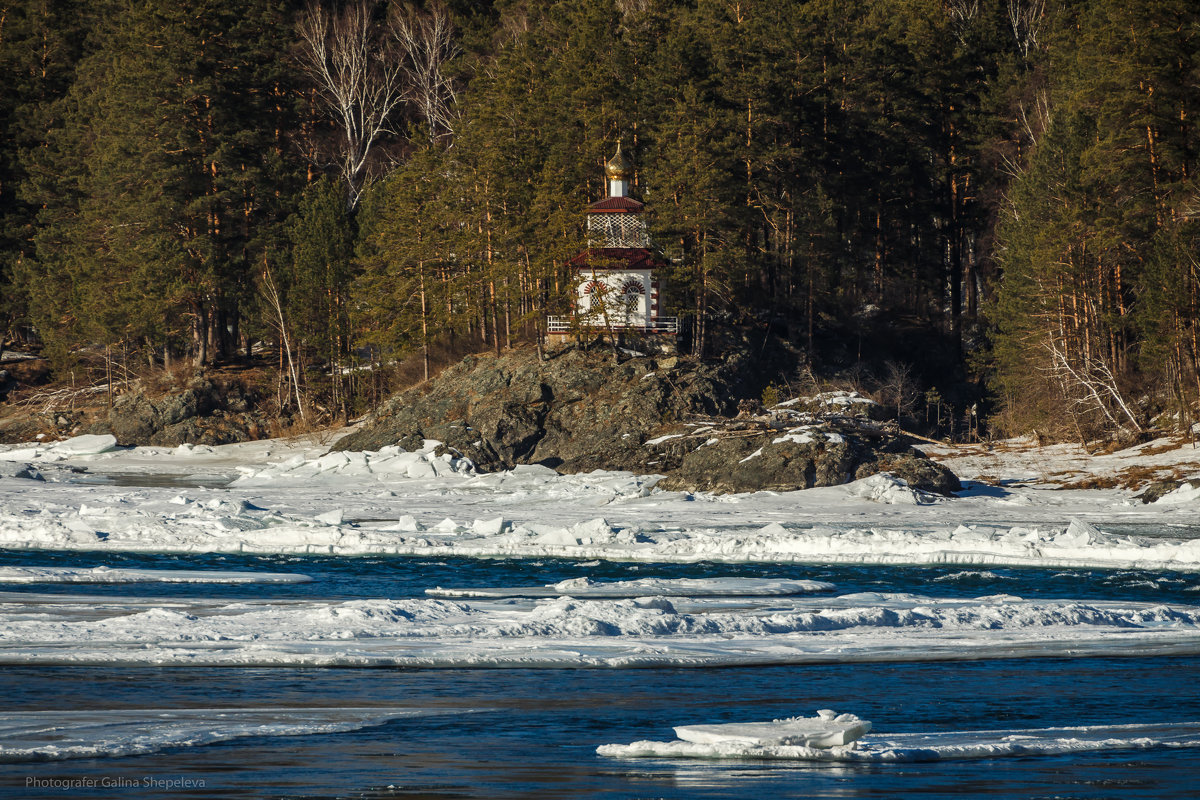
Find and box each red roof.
[586,196,644,213]
[568,248,664,271]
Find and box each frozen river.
[2,435,1200,797]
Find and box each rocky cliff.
[335,346,959,495]
[95,377,270,446]
[0,375,272,446]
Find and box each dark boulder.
[854,452,961,495]
[97,378,261,446]
[654,422,958,495]
[656,434,856,494]
[1136,479,1200,504]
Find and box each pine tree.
[355,147,454,381]
[992,0,1200,438]
[0,0,93,346]
[19,0,303,369]
[285,175,355,415]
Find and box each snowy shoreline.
[3,434,1200,571]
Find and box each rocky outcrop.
[334,347,744,471]
[336,345,960,495]
[0,414,49,444]
[1136,479,1200,504]
[648,419,959,495]
[89,378,269,447]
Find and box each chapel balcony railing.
[546,315,679,334]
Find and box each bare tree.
[1042,334,1143,435]
[878,361,921,421]
[1007,0,1047,59]
[947,0,980,43]
[1000,89,1051,181]
[297,0,406,209]
[390,2,460,144]
[261,265,306,422]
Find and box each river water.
[2,550,1199,799]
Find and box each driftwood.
[899,430,953,447]
[14,384,113,414]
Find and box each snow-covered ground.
[2,434,1200,569]
[920,435,1200,488]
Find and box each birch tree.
[390,1,459,144]
[296,0,406,209]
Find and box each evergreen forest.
[2,0,1198,443]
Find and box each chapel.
[546,142,677,348]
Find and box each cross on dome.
[605,140,633,197]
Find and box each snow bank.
[598,721,1200,762]
[1154,482,1200,506]
[4,591,1200,668]
[231,440,475,486]
[2,434,1199,572]
[771,427,845,446]
[777,391,881,415]
[3,493,1199,571]
[846,473,939,505]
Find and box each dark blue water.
[2,550,1199,798]
[1,549,1195,604]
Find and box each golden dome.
[605,140,633,180]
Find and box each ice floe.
[674,710,872,748]
[0,462,42,481]
[0,434,119,463]
[426,577,836,599]
[599,720,1200,762]
[230,441,475,486]
[0,566,312,584]
[0,707,463,762]
[846,473,939,505]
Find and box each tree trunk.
[192,307,208,367]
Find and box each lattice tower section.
[587,213,650,248]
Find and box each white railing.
[547,315,679,334]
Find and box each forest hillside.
[1,0,1198,446]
